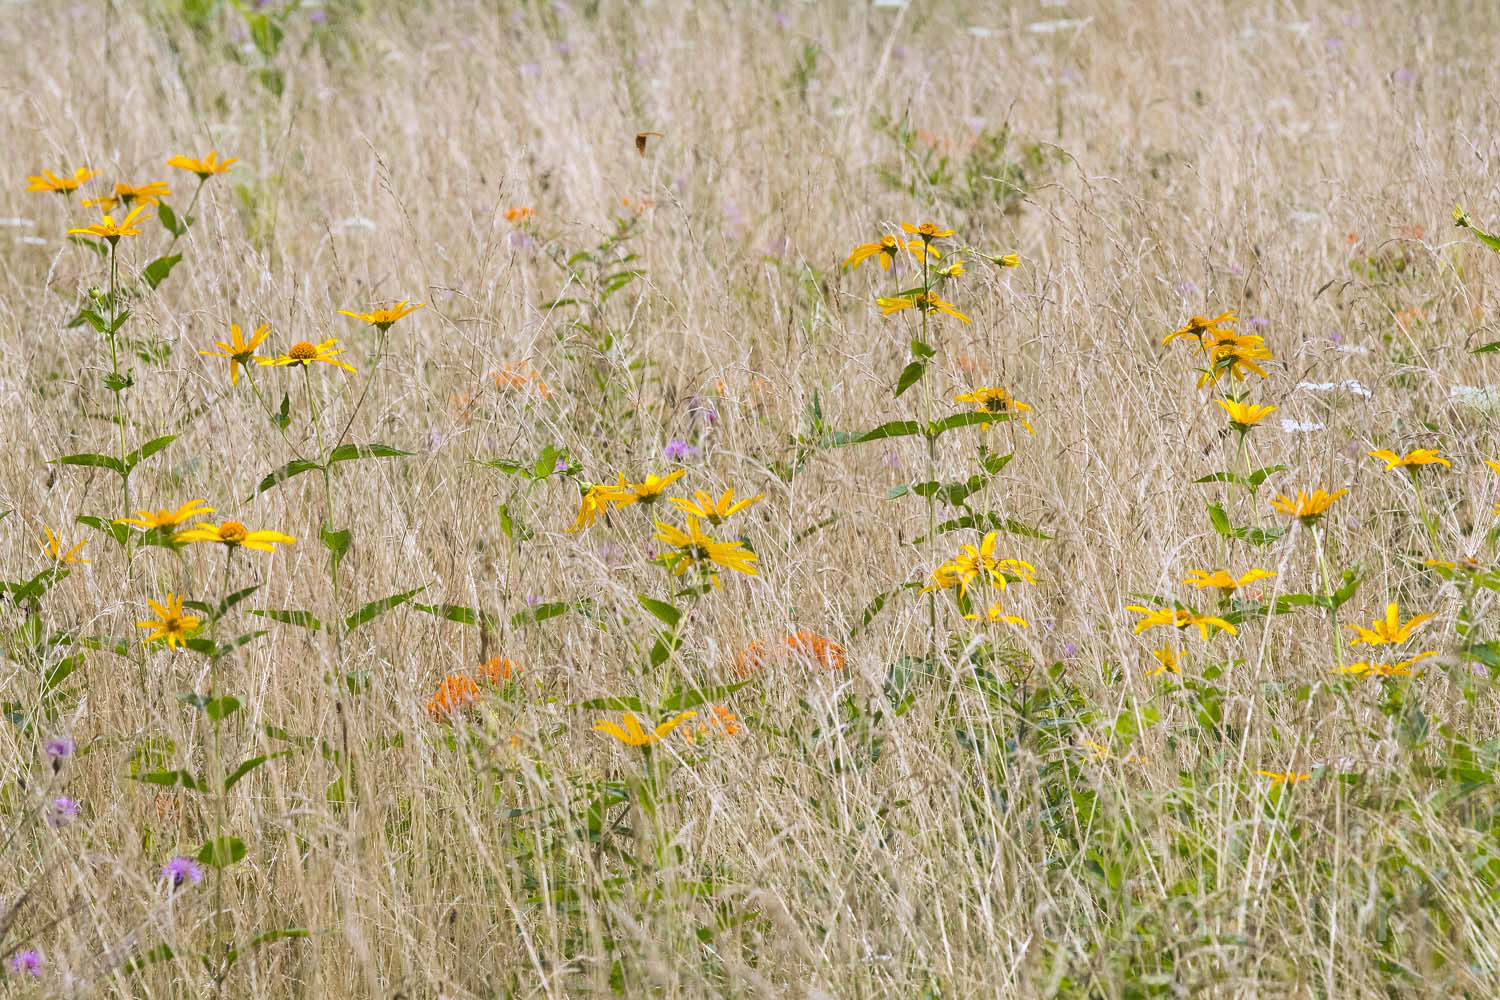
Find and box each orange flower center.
[288,342,318,361]
[218,522,249,543]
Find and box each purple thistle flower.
[47,797,78,829]
[45,738,74,770]
[686,395,718,427]
[663,439,697,462]
[8,950,42,976]
[161,856,204,888]
[553,455,568,474]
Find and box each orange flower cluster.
[426,657,521,721]
[734,629,847,678]
[682,704,742,742]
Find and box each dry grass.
[4,0,1500,996]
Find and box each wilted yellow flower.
[175,521,294,553]
[40,527,89,565]
[1269,488,1347,526]
[1125,606,1237,639]
[1145,647,1182,676]
[1256,770,1310,785]
[67,203,151,244]
[136,593,200,651]
[655,518,758,584]
[1163,310,1237,346]
[668,488,764,525]
[200,323,271,385]
[167,151,238,179]
[338,301,423,331]
[953,387,1034,433]
[1216,399,1276,432]
[844,235,928,271]
[26,167,96,195]
[901,221,954,242]
[1183,568,1275,594]
[1336,651,1433,678]
[616,469,687,507]
[938,260,966,279]
[257,339,355,373]
[593,711,697,747]
[1367,448,1450,473]
[116,499,214,531]
[877,291,970,323]
[923,531,1036,598]
[1346,602,1433,647]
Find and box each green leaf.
[51,452,127,477]
[926,412,1000,438]
[830,420,922,447]
[894,360,926,398]
[476,458,529,476]
[327,443,411,464]
[1207,502,1234,538]
[637,594,682,629]
[122,944,177,974]
[122,435,176,475]
[75,513,132,546]
[158,201,184,236]
[134,768,206,792]
[205,696,241,721]
[197,835,247,868]
[412,602,497,628]
[248,608,323,630]
[71,308,109,333]
[42,655,81,697]
[661,682,748,711]
[910,337,935,360]
[577,695,648,712]
[110,308,132,334]
[320,526,351,571]
[344,587,425,632]
[532,445,563,479]
[142,254,183,290]
[272,391,291,430]
[512,601,569,628]
[256,458,323,495]
[224,750,293,792]
[103,371,134,393]
[1457,210,1500,253]
[1472,341,1500,355]
[214,584,260,620]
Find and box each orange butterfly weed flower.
[478,657,519,683]
[735,629,847,677]
[427,674,481,721]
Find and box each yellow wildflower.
[1163,310,1237,346]
[1216,399,1276,432]
[175,522,294,553]
[844,235,928,271]
[615,469,687,507]
[136,593,201,651]
[67,203,151,244]
[569,481,630,533]
[257,339,355,373]
[668,488,764,526]
[1146,647,1182,677]
[1256,770,1310,784]
[593,711,697,747]
[963,602,1029,628]
[876,291,970,323]
[1346,602,1433,647]
[200,323,271,385]
[338,301,423,331]
[654,518,758,584]
[1183,568,1275,594]
[1367,448,1450,473]
[1269,488,1347,526]
[116,499,214,531]
[40,527,89,565]
[26,167,96,195]
[1125,606,1238,639]
[953,387,1034,433]
[1336,651,1433,678]
[166,151,238,179]
[901,221,954,242]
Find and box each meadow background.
[4,0,1500,996]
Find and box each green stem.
[164,177,206,255]
[210,547,233,997]
[920,248,936,661]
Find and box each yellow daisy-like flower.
[174,521,295,553]
[1183,568,1275,594]
[1269,488,1347,526]
[1198,332,1273,386]
[1256,770,1310,784]
[1486,459,1500,477]
[1336,651,1433,678]
[593,711,698,747]
[938,260,965,279]
[136,593,201,651]
[876,291,970,323]
[67,203,151,244]
[995,253,1020,268]
[1145,647,1182,677]
[924,532,1037,598]
[1216,399,1276,432]
[843,235,929,271]
[963,602,1029,629]
[654,518,758,584]
[569,482,628,533]
[1367,448,1451,473]
[1125,606,1238,640]
[257,339,356,373]
[901,221,954,242]
[1163,310,1238,346]
[1346,602,1434,647]
[166,151,238,179]
[87,180,171,210]
[116,499,215,531]
[668,488,764,526]
[40,527,89,565]
[200,323,271,385]
[338,301,424,331]
[953,387,1034,434]
[616,468,687,507]
[26,167,96,195]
